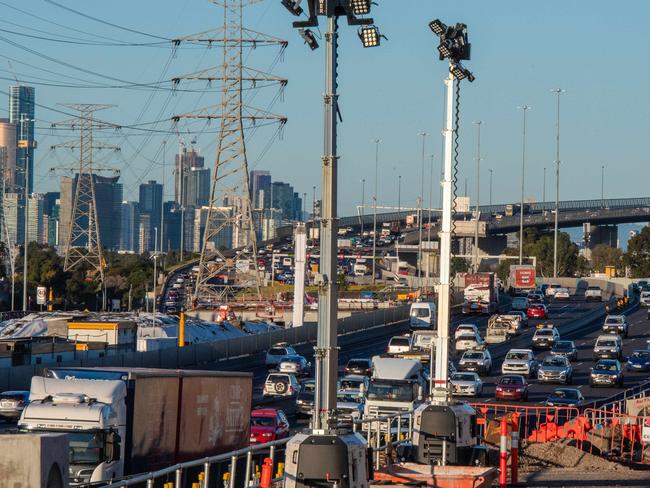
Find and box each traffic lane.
[474,302,644,404]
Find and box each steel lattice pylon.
[173,0,287,305]
[53,104,120,307]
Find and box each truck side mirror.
[106,431,121,463]
[417,385,423,401]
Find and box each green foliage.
[521,228,579,277]
[451,256,469,275]
[590,244,622,274]
[623,227,650,278]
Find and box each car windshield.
[340,379,362,390]
[596,362,618,371]
[499,376,523,385]
[413,335,434,347]
[506,352,528,360]
[251,416,276,427]
[457,334,477,341]
[452,373,476,382]
[588,287,600,291]
[67,431,104,465]
[301,381,315,392]
[347,360,369,369]
[366,381,416,402]
[536,330,553,337]
[0,392,27,401]
[280,355,301,363]
[632,351,650,359]
[599,340,616,347]
[390,337,410,347]
[553,389,579,399]
[553,342,572,351]
[337,392,362,403]
[512,298,528,307]
[463,352,483,360]
[605,318,623,324]
[411,308,430,317]
[543,356,567,367]
[269,348,287,356]
[267,374,289,383]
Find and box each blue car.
[627,350,650,372]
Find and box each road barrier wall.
[0,306,409,392]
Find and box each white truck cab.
[409,302,437,330]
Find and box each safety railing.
[103,437,290,488]
[582,408,650,463]
[353,410,415,470]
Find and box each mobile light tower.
[280,1,383,487]
[411,19,481,468]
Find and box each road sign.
[36,286,47,305]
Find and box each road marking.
[576,362,583,366]
[577,385,584,389]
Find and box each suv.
[266,343,298,369]
[585,286,602,302]
[502,349,539,378]
[593,334,623,360]
[344,358,372,376]
[263,373,300,398]
[551,340,578,362]
[387,335,411,355]
[455,332,485,353]
[546,284,562,297]
[602,315,628,337]
[295,380,315,418]
[537,355,573,384]
[511,297,530,312]
[590,359,624,388]
[458,349,492,375]
[532,326,560,350]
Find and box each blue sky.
[2,0,650,218]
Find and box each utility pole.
[160,141,166,255]
[601,165,605,207]
[312,185,316,222]
[372,138,380,285]
[302,192,307,222]
[20,115,30,312]
[488,168,493,206]
[1,148,15,311]
[472,120,483,273]
[52,104,119,312]
[173,0,288,305]
[178,140,185,262]
[397,175,401,217]
[418,132,428,287]
[153,226,158,326]
[517,105,531,265]
[543,167,546,204]
[360,178,365,235]
[551,88,565,278]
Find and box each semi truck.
[461,273,498,315]
[508,264,537,295]
[364,357,426,420]
[19,367,252,486]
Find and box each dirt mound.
[520,442,630,472]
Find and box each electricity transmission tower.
[51,104,120,310]
[172,0,287,304]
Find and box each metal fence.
[0,306,409,392]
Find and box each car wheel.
[589,381,595,388]
[523,392,529,401]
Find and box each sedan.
[551,340,578,362]
[627,350,650,372]
[0,391,29,420]
[278,355,311,377]
[544,388,584,407]
[554,288,570,300]
[450,372,483,397]
[250,408,290,445]
[495,375,529,401]
[527,304,548,319]
[589,359,624,387]
[344,358,372,377]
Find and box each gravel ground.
[519,442,631,472]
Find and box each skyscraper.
[120,201,140,253]
[0,119,16,190]
[186,167,210,207]
[174,146,204,205]
[9,86,35,194]
[27,193,45,244]
[271,181,295,221]
[250,170,271,209]
[139,180,163,252]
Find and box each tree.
[521,228,579,277]
[623,227,650,278]
[591,244,622,274]
[451,256,469,275]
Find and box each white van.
[640,291,650,307]
[410,302,437,330]
[354,260,368,276]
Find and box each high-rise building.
[0,119,16,190]
[193,206,233,252]
[186,167,210,208]
[58,174,123,252]
[139,180,162,252]
[139,213,151,255]
[2,192,19,246]
[174,146,204,205]
[271,181,295,221]
[163,201,181,251]
[9,85,36,194]
[250,170,271,209]
[46,199,60,247]
[292,192,303,221]
[120,201,140,253]
[27,193,45,244]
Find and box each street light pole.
[153,226,158,326]
[178,141,185,262]
[418,132,428,286]
[472,121,483,273]
[551,88,565,278]
[517,105,531,265]
[20,114,30,312]
[601,165,605,207]
[372,138,380,285]
[488,168,493,206]
[543,167,546,204]
[360,179,365,235]
[397,175,401,216]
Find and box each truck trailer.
[19,367,252,485]
[461,273,498,314]
[508,264,537,295]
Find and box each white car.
[546,284,562,297]
[458,349,493,375]
[387,335,411,355]
[455,332,485,353]
[265,343,298,369]
[454,323,479,341]
[278,355,311,377]
[554,288,570,300]
[450,372,483,397]
[502,349,539,378]
[263,373,301,397]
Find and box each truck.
[394,330,436,363]
[409,301,437,330]
[508,264,537,295]
[19,367,252,486]
[364,357,426,420]
[461,273,498,315]
[485,314,522,343]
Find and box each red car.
[527,304,548,319]
[495,375,529,401]
[249,408,290,445]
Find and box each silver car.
[537,355,573,384]
[458,349,492,375]
[278,355,311,377]
[449,372,483,397]
[0,391,29,420]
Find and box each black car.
[295,380,315,418]
[590,359,624,388]
[344,358,373,377]
[544,388,584,407]
[551,340,578,362]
